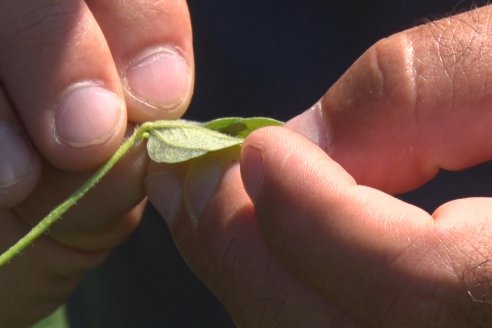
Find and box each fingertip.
[0,1,129,171]
[240,127,283,205]
[0,123,41,208]
[48,81,127,171]
[284,102,332,151]
[240,143,264,203]
[123,46,194,122]
[87,0,195,123]
[241,126,353,203]
[54,82,124,148]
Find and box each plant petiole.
[0,123,152,267]
[0,118,281,267]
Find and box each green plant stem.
[0,125,151,267]
[0,118,279,267]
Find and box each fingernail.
[184,158,224,227]
[240,145,264,202]
[285,102,332,151]
[146,171,182,227]
[125,47,190,110]
[0,123,34,188]
[55,82,123,147]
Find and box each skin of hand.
[146,5,492,327]
[0,0,193,326]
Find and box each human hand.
[146,5,492,327]
[0,1,193,326]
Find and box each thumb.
[239,127,463,327]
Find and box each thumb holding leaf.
[145,5,492,326]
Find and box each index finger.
[288,4,492,194]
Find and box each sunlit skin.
[147,5,492,327]
[0,117,282,267]
[2,1,492,327]
[0,1,193,326]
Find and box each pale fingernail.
[240,145,264,202]
[184,158,224,227]
[146,171,182,227]
[285,102,332,151]
[125,47,190,110]
[55,82,123,147]
[0,123,34,188]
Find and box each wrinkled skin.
[0,1,193,326]
[147,5,492,327]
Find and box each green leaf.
[0,117,282,267]
[203,117,282,138]
[31,305,69,328]
[146,122,244,163]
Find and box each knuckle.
[408,6,492,107]
[370,35,418,108]
[327,33,418,118]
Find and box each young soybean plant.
[0,117,281,267]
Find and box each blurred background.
[65,1,492,326]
